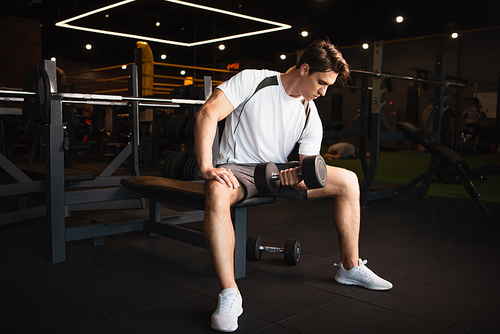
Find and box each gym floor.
[1,162,499,333]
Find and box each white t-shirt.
[216,69,323,164]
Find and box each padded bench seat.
[120,175,276,279]
[120,176,276,208]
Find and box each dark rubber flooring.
[1,181,499,333]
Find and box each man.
[194,38,392,333]
[462,99,487,153]
[324,142,358,159]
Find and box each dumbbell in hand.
[254,155,327,194]
[246,236,301,265]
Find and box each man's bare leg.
[308,166,360,269]
[204,180,246,332]
[204,180,245,289]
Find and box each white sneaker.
[211,288,243,332]
[335,259,393,290]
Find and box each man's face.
[299,65,338,101]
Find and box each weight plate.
[161,151,175,177]
[254,162,279,194]
[246,236,263,261]
[183,155,195,181]
[24,65,51,124]
[169,152,189,180]
[302,155,327,189]
[284,239,301,265]
[162,151,178,178]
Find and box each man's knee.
[327,167,360,197]
[204,180,242,207]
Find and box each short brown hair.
[296,37,350,85]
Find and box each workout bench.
[397,122,500,215]
[119,176,276,279]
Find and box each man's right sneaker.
[211,288,243,332]
[335,259,393,290]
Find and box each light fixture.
[156,21,161,27]
[218,44,225,50]
[180,70,186,75]
[85,44,92,50]
[451,32,459,39]
[362,43,369,50]
[55,0,292,47]
[301,31,308,37]
[161,54,167,59]
[122,65,127,69]
[396,16,404,23]
[280,54,286,60]
[50,57,57,61]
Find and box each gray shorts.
[216,162,308,201]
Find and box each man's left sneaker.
[335,259,393,290]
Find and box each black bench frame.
[119,176,276,279]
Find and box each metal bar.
[46,95,66,263]
[232,207,247,280]
[0,180,45,196]
[153,61,235,73]
[128,64,141,177]
[360,41,385,207]
[0,153,32,183]
[351,69,466,87]
[64,187,139,206]
[65,222,144,242]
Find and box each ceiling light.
[161,54,167,59]
[396,16,404,23]
[85,44,92,50]
[362,43,369,49]
[156,21,161,27]
[55,0,292,47]
[122,65,127,69]
[218,44,225,50]
[180,70,186,75]
[301,31,308,37]
[280,54,286,60]
[50,57,57,61]
[451,32,459,39]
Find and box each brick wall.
[0,16,42,89]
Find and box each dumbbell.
[254,155,327,194]
[246,236,301,265]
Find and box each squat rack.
[324,40,466,207]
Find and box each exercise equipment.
[246,236,301,265]
[23,65,51,124]
[119,176,276,279]
[254,155,327,194]
[397,122,500,215]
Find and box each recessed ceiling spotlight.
[362,43,369,50]
[396,16,404,23]
[218,44,226,50]
[161,54,167,59]
[85,44,92,50]
[301,31,308,37]
[180,70,186,75]
[451,32,459,39]
[50,57,57,61]
[122,65,127,69]
[156,21,161,27]
[280,54,286,60]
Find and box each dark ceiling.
[2,0,499,67]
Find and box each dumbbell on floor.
[246,236,301,265]
[254,155,327,194]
